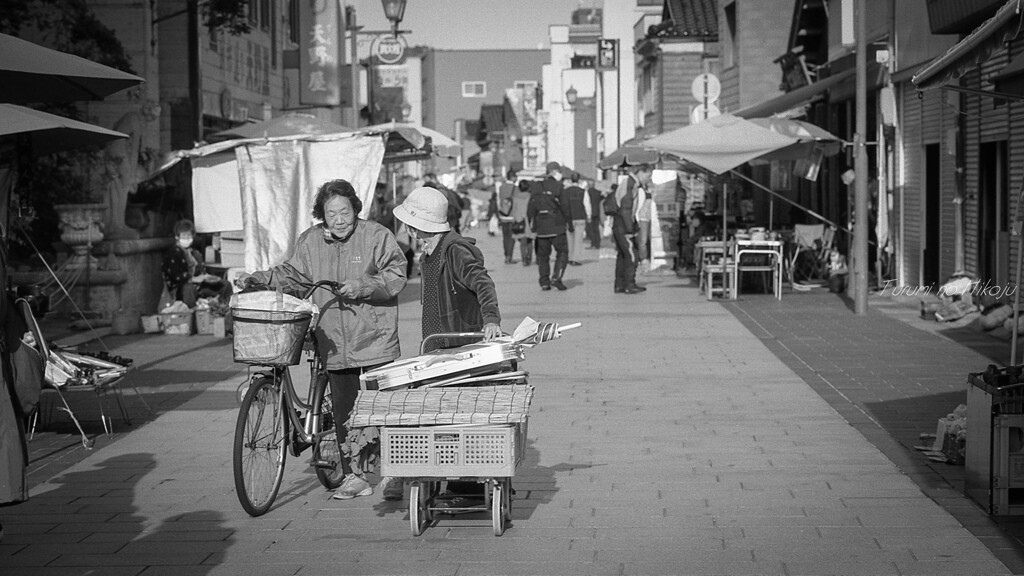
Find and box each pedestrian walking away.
[497,169,518,263]
[510,179,535,266]
[564,172,589,266]
[528,161,572,291]
[393,186,503,509]
[236,179,408,501]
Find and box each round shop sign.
[374,35,407,65]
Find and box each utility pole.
[853,0,869,314]
[345,5,360,128]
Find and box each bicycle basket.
[231,308,313,366]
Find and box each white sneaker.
[381,477,403,501]
[332,475,372,500]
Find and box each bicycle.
[231,280,346,517]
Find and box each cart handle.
[420,332,485,355]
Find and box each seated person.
[161,219,231,308]
[827,249,849,293]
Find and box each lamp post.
[381,0,407,36]
[345,0,409,127]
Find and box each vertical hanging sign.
[299,0,343,105]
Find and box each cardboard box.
[213,317,227,338]
[141,315,162,333]
[195,309,215,335]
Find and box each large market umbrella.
[210,114,351,142]
[0,33,144,103]
[747,117,844,163]
[645,114,799,175]
[0,103,128,154]
[360,121,462,157]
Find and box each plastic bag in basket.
[229,290,319,315]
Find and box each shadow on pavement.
[1,453,231,573]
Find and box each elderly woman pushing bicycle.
[237,179,407,500]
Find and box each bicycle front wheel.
[233,374,287,516]
[311,374,345,489]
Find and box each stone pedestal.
[54,203,107,269]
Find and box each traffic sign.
[596,38,618,70]
[374,35,407,65]
[691,103,721,124]
[691,73,721,103]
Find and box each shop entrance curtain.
[236,137,385,271]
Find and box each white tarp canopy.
[156,132,386,271]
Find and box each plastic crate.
[992,415,1024,515]
[381,424,525,478]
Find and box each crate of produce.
[381,423,526,478]
[161,311,194,335]
[349,383,533,427]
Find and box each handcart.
[353,332,533,536]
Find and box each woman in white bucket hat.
[392,185,503,510]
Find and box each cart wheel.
[492,480,506,536]
[409,482,430,536]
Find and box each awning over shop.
[733,68,854,119]
[912,0,1023,90]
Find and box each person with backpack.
[528,162,573,291]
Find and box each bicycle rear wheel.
[311,374,345,489]
[233,374,287,516]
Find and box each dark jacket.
[162,245,206,299]
[527,178,572,237]
[565,185,587,220]
[587,187,603,220]
[614,176,640,235]
[424,232,501,348]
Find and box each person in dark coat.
[393,185,503,509]
[0,228,38,540]
[527,162,573,291]
[587,181,604,249]
[161,219,231,308]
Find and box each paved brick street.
[1,229,1020,575]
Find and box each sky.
[347,0,595,50]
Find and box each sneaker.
[381,477,403,501]
[540,284,551,291]
[552,279,567,291]
[332,475,373,500]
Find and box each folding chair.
[21,299,148,449]
[787,224,835,284]
[699,242,732,300]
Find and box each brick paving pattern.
[1,231,1019,575]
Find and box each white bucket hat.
[393,186,451,233]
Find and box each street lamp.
[565,85,578,108]
[381,0,407,36]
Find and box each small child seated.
[827,249,848,293]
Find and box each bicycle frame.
[240,280,339,453]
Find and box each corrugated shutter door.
[900,81,923,286]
